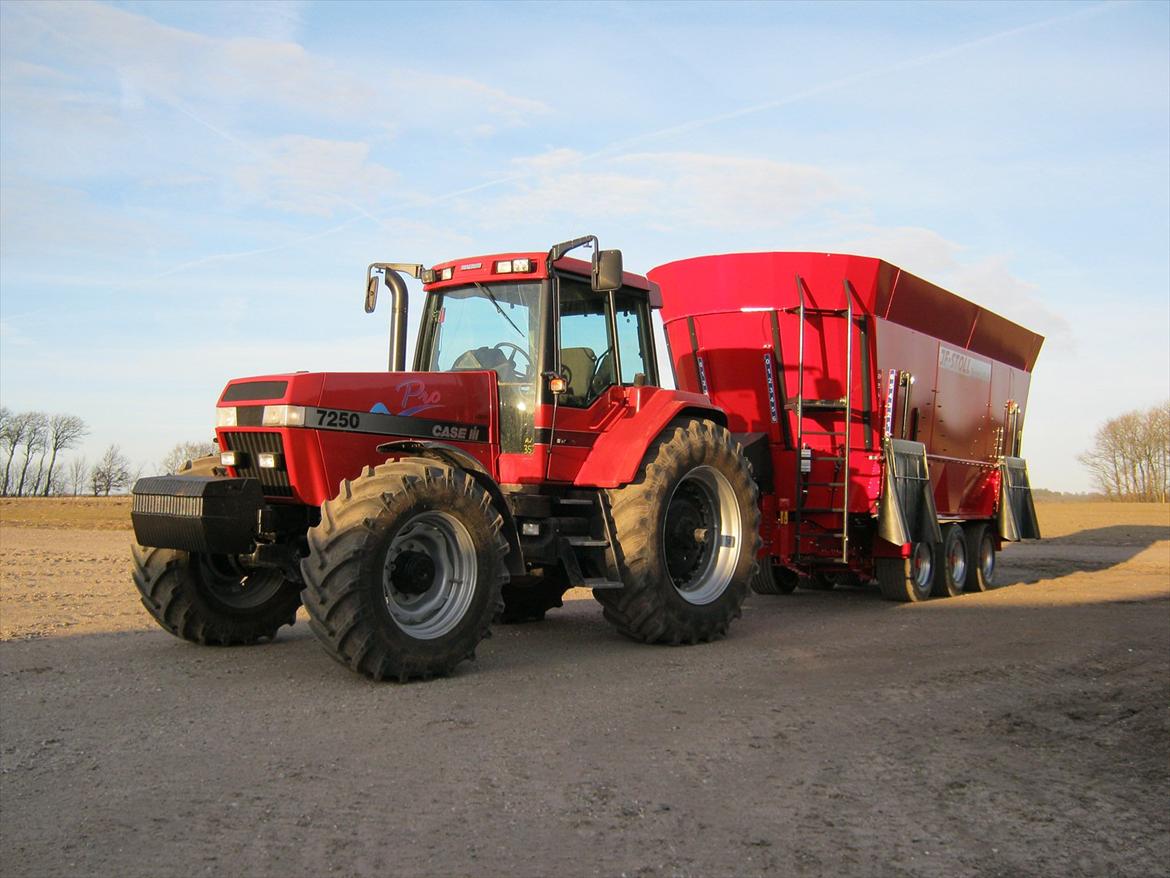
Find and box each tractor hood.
[214,371,500,505]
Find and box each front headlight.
[262,404,306,427]
[216,407,237,427]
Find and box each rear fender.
[378,440,525,577]
[572,389,726,488]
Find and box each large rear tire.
[131,456,301,645]
[876,541,936,603]
[300,458,508,681]
[595,419,760,644]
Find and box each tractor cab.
[369,237,664,483]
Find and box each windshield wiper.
[474,282,526,340]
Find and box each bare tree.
[66,456,89,496]
[1,409,33,496]
[160,439,218,475]
[90,444,131,496]
[1079,401,1170,502]
[39,414,88,496]
[14,412,48,497]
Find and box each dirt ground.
[1,500,1167,877]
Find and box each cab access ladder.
[783,275,866,565]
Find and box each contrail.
[12,0,1121,282]
[156,0,1118,275]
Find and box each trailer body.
[650,252,1043,576]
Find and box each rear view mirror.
[365,273,379,313]
[593,249,623,293]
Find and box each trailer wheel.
[876,542,936,602]
[498,571,569,623]
[800,572,836,591]
[751,561,798,595]
[300,458,507,681]
[131,455,301,645]
[595,418,760,644]
[932,524,969,597]
[963,523,997,592]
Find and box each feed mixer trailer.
[650,252,1043,602]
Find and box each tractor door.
[546,276,656,482]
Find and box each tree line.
[1,407,215,496]
[1078,401,1170,502]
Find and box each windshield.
[420,281,543,454]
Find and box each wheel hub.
[382,511,477,640]
[661,466,742,606]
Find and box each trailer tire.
[499,572,569,623]
[800,573,836,591]
[131,455,300,645]
[751,561,799,595]
[933,524,968,597]
[963,523,997,592]
[300,458,507,681]
[876,542,936,603]
[595,418,760,644]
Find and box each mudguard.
[572,387,726,489]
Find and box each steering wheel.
[589,346,613,394]
[491,341,531,380]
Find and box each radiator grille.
[132,493,204,517]
[221,432,294,497]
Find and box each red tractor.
[131,237,762,681]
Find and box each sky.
[0,0,1167,491]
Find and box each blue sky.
[1,0,1167,490]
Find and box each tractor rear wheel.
[595,418,760,644]
[300,458,507,681]
[876,541,936,603]
[751,561,799,595]
[131,455,301,645]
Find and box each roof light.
[494,258,534,274]
[440,267,454,281]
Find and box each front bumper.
[131,475,264,554]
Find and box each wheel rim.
[980,534,996,583]
[196,554,285,610]
[662,465,742,605]
[948,536,967,592]
[911,542,933,593]
[383,511,477,640]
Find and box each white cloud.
[470,148,846,230]
[231,135,399,218]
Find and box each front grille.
[132,493,204,517]
[222,431,294,497]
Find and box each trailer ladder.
[784,276,866,565]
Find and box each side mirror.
[592,249,623,293]
[365,273,379,313]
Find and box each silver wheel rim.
[948,535,967,591]
[912,542,933,592]
[980,535,995,583]
[382,511,477,640]
[662,465,742,605]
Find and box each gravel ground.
[1,501,1167,877]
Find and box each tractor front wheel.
[300,458,508,681]
[595,418,760,644]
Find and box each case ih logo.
[939,345,992,382]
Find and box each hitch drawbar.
[131,475,264,555]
